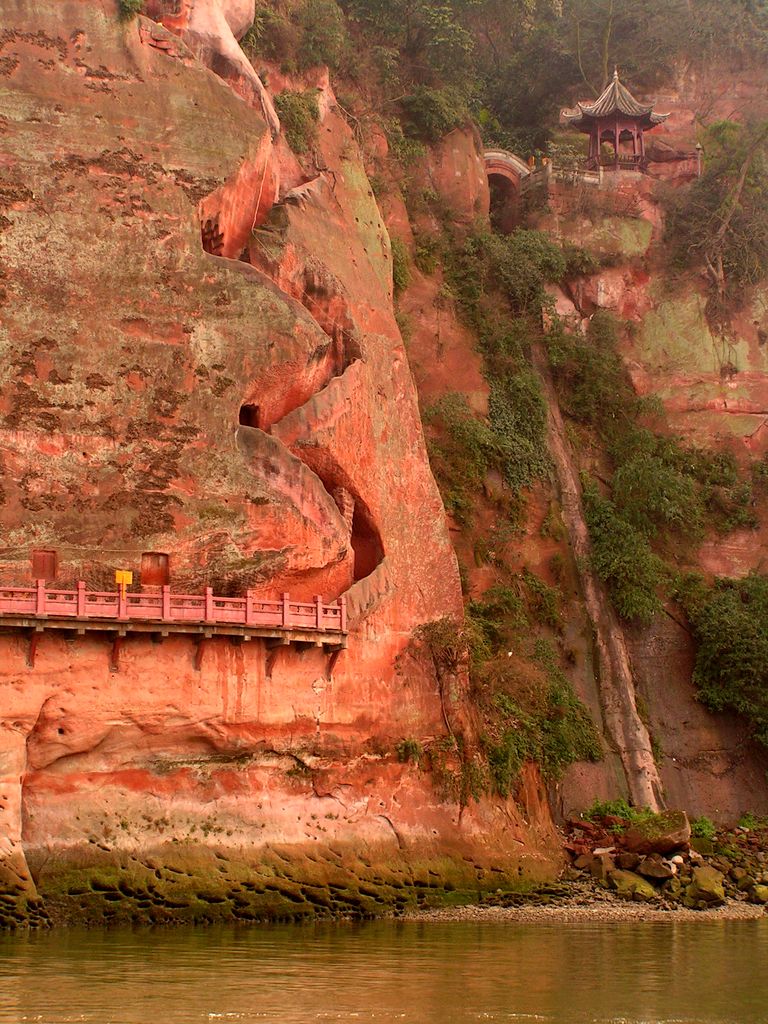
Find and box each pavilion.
[564,69,669,172]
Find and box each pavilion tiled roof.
[564,69,669,128]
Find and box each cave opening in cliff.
[350,505,383,582]
[239,403,262,429]
[488,173,519,234]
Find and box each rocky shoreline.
[561,810,768,910]
[409,810,768,925]
[406,885,766,924]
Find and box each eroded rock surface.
[0,1,562,926]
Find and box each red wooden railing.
[586,154,648,172]
[0,581,347,633]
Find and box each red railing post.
[340,595,347,633]
[282,592,290,628]
[76,580,86,617]
[315,594,323,630]
[162,584,171,621]
[245,590,255,626]
[204,586,213,622]
[35,579,46,617]
[117,584,127,620]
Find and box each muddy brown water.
[1,918,767,1023]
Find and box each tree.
[666,120,768,303]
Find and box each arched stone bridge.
[484,149,532,189]
[483,149,535,232]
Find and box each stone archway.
[483,150,531,233]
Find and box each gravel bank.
[404,894,766,924]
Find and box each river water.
[1,918,767,1024]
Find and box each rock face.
[0,1,561,926]
[532,98,768,820]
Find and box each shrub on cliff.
[242,0,348,71]
[547,312,635,430]
[118,0,143,19]
[583,479,664,624]
[298,0,348,68]
[274,90,320,153]
[446,229,568,321]
[679,571,768,747]
[549,314,756,545]
[390,237,411,297]
[485,640,601,794]
[424,394,506,526]
[425,378,550,527]
[400,86,470,143]
[488,370,550,492]
[612,450,703,540]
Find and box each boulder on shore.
[624,811,691,855]
[609,870,657,902]
[684,866,725,907]
[637,855,675,880]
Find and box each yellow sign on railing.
[115,570,133,587]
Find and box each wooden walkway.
[0,582,347,670]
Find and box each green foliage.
[451,231,567,317]
[242,0,348,70]
[679,571,768,747]
[467,585,527,663]
[297,0,348,68]
[488,370,551,491]
[691,815,717,840]
[400,86,469,142]
[753,452,768,490]
[413,615,469,674]
[583,480,664,624]
[340,1,768,156]
[413,231,442,275]
[561,244,600,278]
[274,91,320,153]
[424,394,503,526]
[549,313,758,627]
[739,811,768,829]
[390,236,411,296]
[395,738,423,764]
[612,449,703,540]
[118,0,143,19]
[547,311,635,430]
[583,798,654,824]
[383,118,427,166]
[486,641,601,795]
[522,569,561,629]
[342,0,475,86]
[425,371,549,526]
[242,2,298,66]
[665,120,768,299]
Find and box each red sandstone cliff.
[3,0,768,932]
[380,75,768,824]
[0,1,559,927]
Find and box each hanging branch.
[574,17,598,96]
[600,0,615,90]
